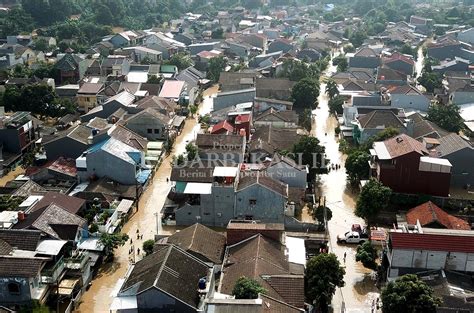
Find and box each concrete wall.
[391,249,474,272]
[391,94,430,112]
[137,288,197,313]
[266,163,307,188]
[441,147,474,187]
[452,91,474,105]
[87,149,136,185]
[0,277,33,305]
[126,114,168,141]
[235,184,286,223]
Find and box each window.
[8,282,20,295]
[154,129,160,134]
[249,199,257,205]
[147,129,153,134]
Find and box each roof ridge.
[253,235,262,279]
[428,201,439,224]
[189,223,198,250]
[154,244,173,287]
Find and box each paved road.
[77,87,216,313]
[313,53,380,312]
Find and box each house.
[210,120,234,135]
[383,52,415,76]
[79,137,145,185]
[213,88,256,111]
[376,67,408,86]
[296,48,321,62]
[100,55,131,76]
[159,64,178,78]
[173,33,194,46]
[389,85,431,112]
[225,40,251,59]
[0,112,37,176]
[254,108,298,128]
[405,201,470,230]
[54,52,87,84]
[432,133,474,188]
[353,110,410,144]
[29,191,85,215]
[133,96,177,117]
[432,57,470,75]
[427,38,463,61]
[176,66,206,90]
[122,46,162,63]
[249,51,282,69]
[165,223,226,264]
[253,97,293,112]
[255,78,295,101]
[457,27,474,45]
[445,76,474,105]
[158,80,186,101]
[76,83,104,113]
[80,90,135,123]
[218,72,257,92]
[408,112,449,140]
[369,134,452,196]
[219,234,305,309]
[205,294,304,313]
[195,133,246,163]
[236,33,267,51]
[265,154,308,188]
[109,31,141,48]
[348,48,381,69]
[188,42,220,56]
[388,230,474,278]
[226,220,285,245]
[235,171,289,223]
[0,44,35,69]
[113,244,214,313]
[267,38,294,54]
[249,125,301,161]
[124,108,171,141]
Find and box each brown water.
[313,53,380,312]
[76,88,216,313]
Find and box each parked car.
[336,231,369,244]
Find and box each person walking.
[343,252,347,263]
[137,248,140,255]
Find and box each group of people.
[129,229,144,261]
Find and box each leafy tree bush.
[207,56,227,83]
[381,274,442,313]
[232,277,266,299]
[345,150,370,184]
[427,103,464,133]
[306,253,345,313]
[292,135,326,176]
[99,233,129,257]
[313,205,333,226]
[291,78,320,110]
[143,240,155,256]
[355,178,392,224]
[355,241,378,270]
[328,95,345,115]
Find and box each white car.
[336,231,369,244]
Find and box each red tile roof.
[390,232,474,253]
[384,52,415,66]
[158,80,185,99]
[406,201,470,230]
[211,120,234,134]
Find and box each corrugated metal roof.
[390,232,474,253]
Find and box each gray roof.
[0,229,41,251]
[358,110,405,129]
[436,133,473,157]
[0,257,44,277]
[410,113,449,140]
[67,125,93,145]
[120,244,211,309]
[237,171,288,196]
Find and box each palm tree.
[325,79,339,99]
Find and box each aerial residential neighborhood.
[0,0,473,312]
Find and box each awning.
[58,278,80,296]
[175,181,187,193]
[110,296,138,311]
[183,182,212,194]
[213,166,238,177]
[36,240,68,256]
[116,199,134,215]
[136,169,152,184]
[147,141,164,150]
[78,238,104,252]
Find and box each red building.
[370,134,452,196]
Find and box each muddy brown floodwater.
[313,53,380,312]
[76,88,217,313]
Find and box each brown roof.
[237,171,288,197]
[11,180,46,197]
[406,201,470,230]
[30,191,85,215]
[250,125,301,155]
[0,239,12,255]
[254,108,298,123]
[170,163,215,183]
[256,78,295,92]
[410,113,449,140]
[196,133,245,149]
[0,229,41,251]
[78,83,104,94]
[166,223,226,264]
[358,110,405,129]
[354,47,378,57]
[109,124,148,151]
[381,134,428,158]
[260,294,304,313]
[0,257,44,277]
[221,235,304,308]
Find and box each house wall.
[267,41,292,54]
[391,249,447,269]
[385,61,413,76]
[228,43,248,58]
[391,94,430,112]
[0,277,33,305]
[77,94,98,112]
[440,148,474,187]
[428,45,462,61]
[458,29,474,45]
[44,137,88,161]
[110,35,129,48]
[126,114,168,141]
[235,185,286,223]
[266,163,307,188]
[137,288,197,313]
[452,91,474,105]
[253,99,292,113]
[376,152,451,196]
[86,149,136,185]
[0,128,22,153]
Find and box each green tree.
[292,135,326,176]
[185,143,198,160]
[298,108,313,131]
[355,178,392,224]
[33,38,49,52]
[361,127,400,152]
[336,58,348,72]
[147,75,161,84]
[417,71,442,93]
[314,205,333,226]
[355,241,378,270]
[211,28,224,39]
[328,95,344,115]
[232,277,266,299]
[427,103,463,133]
[325,79,339,99]
[400,44,415,57]
[291,77,320,110]
[99,233,129,257]
[143,239,155,256]
[166,52,193,71]
[381,274,442,313]
[207,56,227,83]
[306,253,345,313]
[345,150,370,184]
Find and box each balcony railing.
[64,252,89,270]
[41,257,65,284]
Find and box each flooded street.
[415,45,425,92]
[76,88,216,313]
[313,54,380,312]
